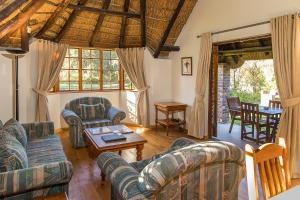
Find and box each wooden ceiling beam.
[20,22,29,52]
[89,0,111,47]
[161,45,180,51]
[218,46,272,55]
[55,0,88,42]
[0,0,47,41]
[140,0,146,47]
[36,0,72,38]
[153,0,184,58]
[0,0,28,21]
[119,0,130,48]
[67,4,140,18]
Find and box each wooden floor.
[51,125,299,200]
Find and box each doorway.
[208,35,277,148]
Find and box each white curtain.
[116,48,150,127]
[188,33,212,139]
[34,40,68,121]
[271,13,300,178]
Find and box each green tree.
[230,61,270,103]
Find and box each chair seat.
[82,119,113,129]
[27,135,67,167]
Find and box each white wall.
[0,42,173,128]
[170,0,300,124]
[0,42,37,124]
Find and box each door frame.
[207,34,272,138]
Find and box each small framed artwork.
[181,57,193,76]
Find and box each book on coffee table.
[101,133,126,143]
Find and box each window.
[54,48,134,92]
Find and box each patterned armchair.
[0,121,73,200]
[61,97,126,148]
[97,138,245,200]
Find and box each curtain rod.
[196,20,270,38]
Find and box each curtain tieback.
[32,88,48,97]
[282,96,300,108]
[195,94,205,103]
[138,86,150,92]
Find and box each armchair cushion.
[0,133,28,172]
[0,120,3,128]
[82,119,112,129]
[2,118,27,148]
[79,103,105,120]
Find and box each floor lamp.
[2,51,25,121]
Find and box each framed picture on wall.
[181,57,192,76]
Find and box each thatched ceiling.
[0,0,197,57]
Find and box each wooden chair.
[269,100,282,109]
[245,138,291,200]
[226,97,241,133]
[269,100,282,142]
[241,102,268,144]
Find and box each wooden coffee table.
[83,125,147,161]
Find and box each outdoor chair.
[241,102,269,144]
[226,97,241,133]
[269,100,282,142]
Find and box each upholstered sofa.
[0,120,73,200]
[61,97,126,148]
[97,138,245,200]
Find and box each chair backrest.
[65,97,112,116]
[241,102,260,125]
[245,138,291,200]
[138,141,245,200]
[269,100,282,109]
[227,97,241,110]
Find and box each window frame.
[52,48,135,93]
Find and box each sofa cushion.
[2,118,27,148]
[0,132,28,172]
[79,103,105,120]
[82,119,112,129]
[27,135,66,166]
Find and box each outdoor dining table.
[230,106,283,142]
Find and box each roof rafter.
[0,0,27,21]
[119,0,130,48]
[0,0,47,41]
[153,0,184,58]
[67,4,140,18]
[55,0,89,43]
[89,0,111,47]
[140,0,146,47]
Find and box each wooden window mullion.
[79,48,83,90]
[100,49,103,90]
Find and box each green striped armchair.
[61,97,126,148]
[97,138,245,200]
[0,121,73,200]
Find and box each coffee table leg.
[136,144,144,161]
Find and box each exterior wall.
[217,64,230,123]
